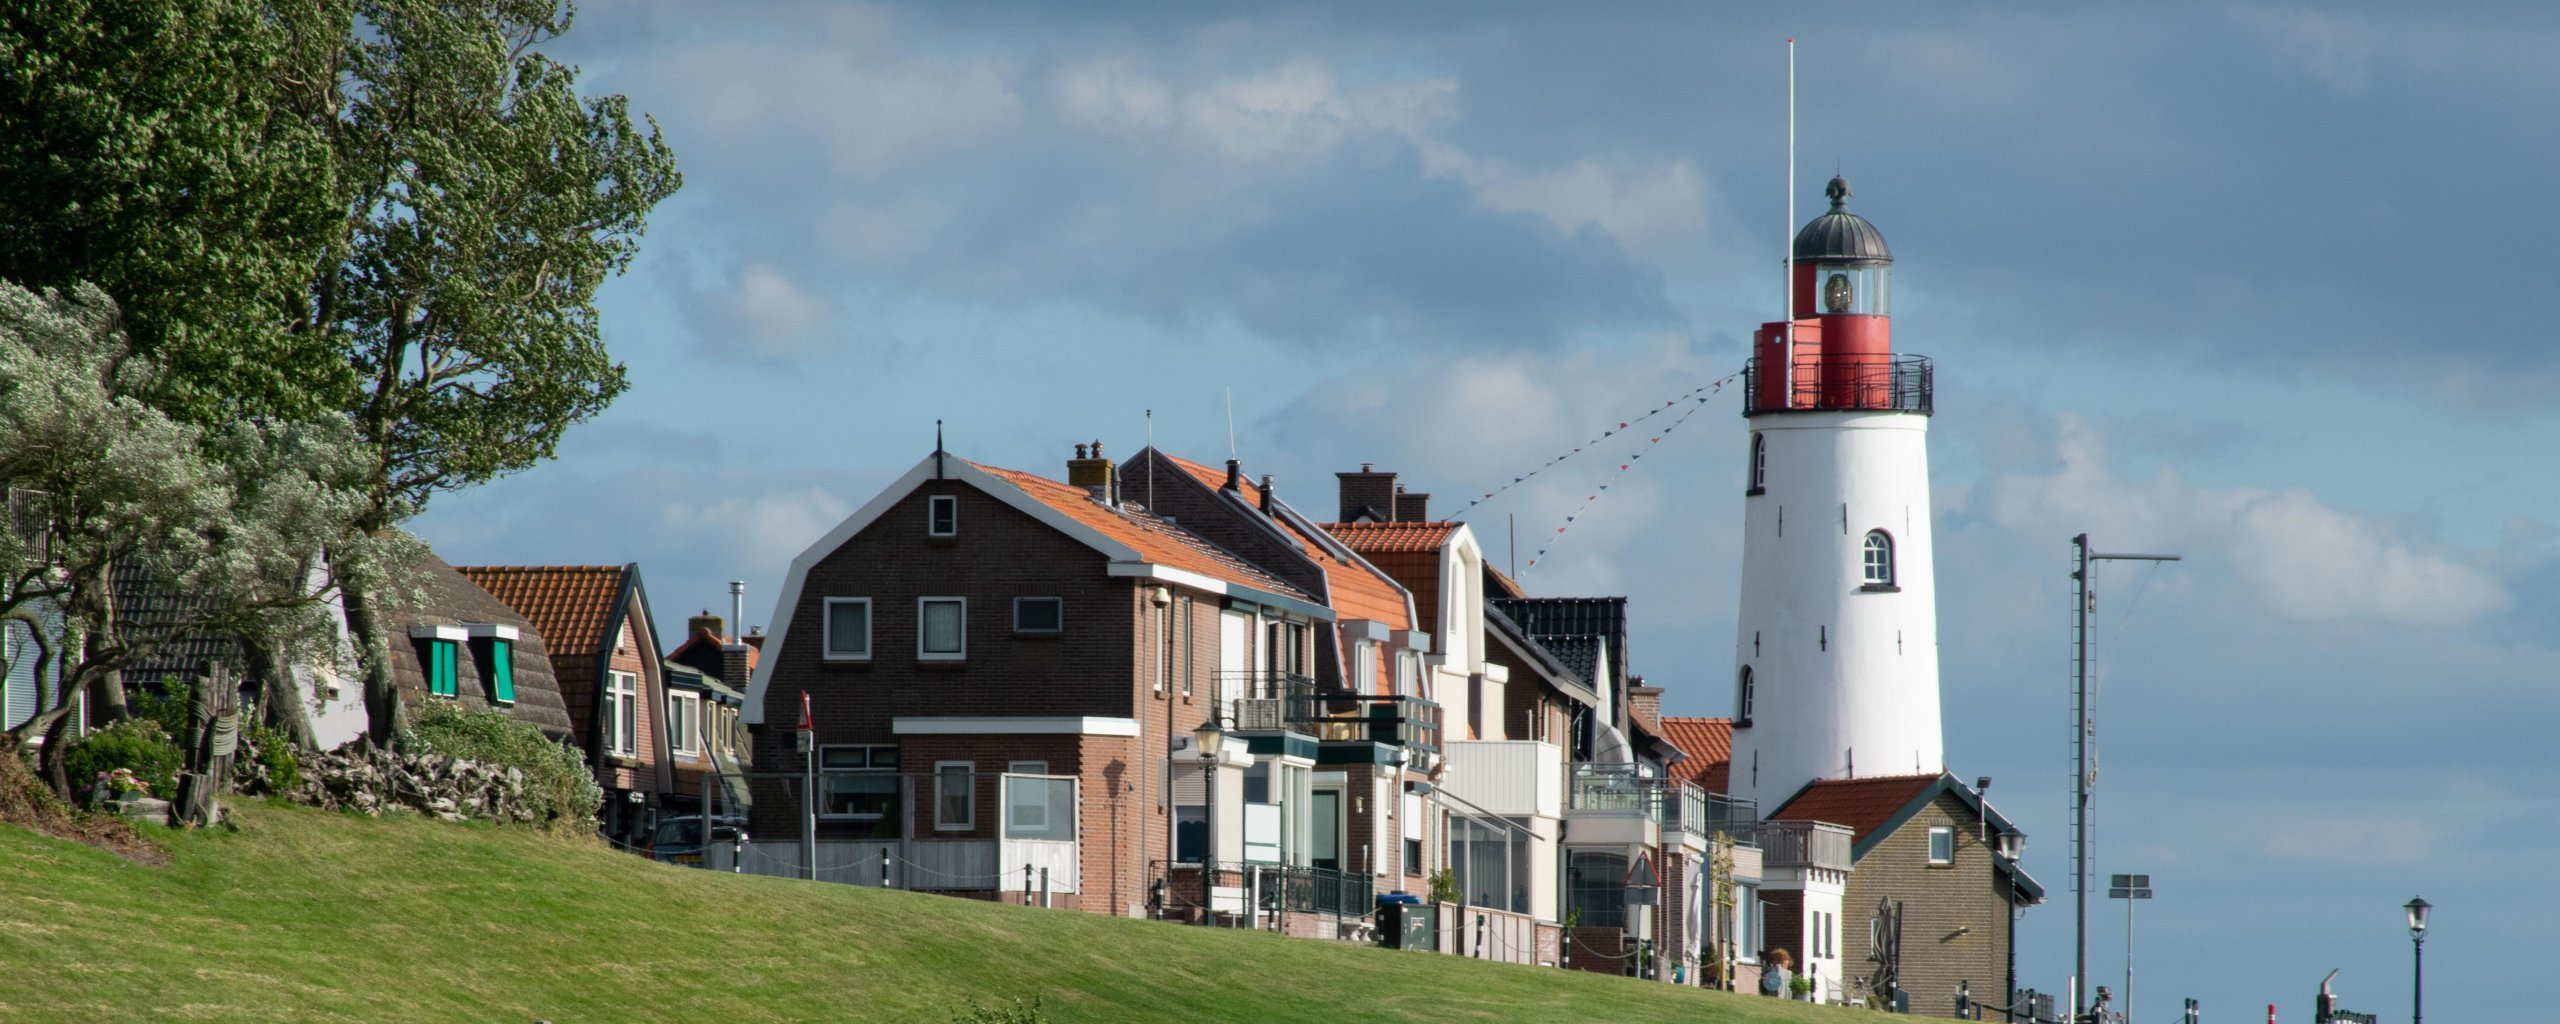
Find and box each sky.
[412,3,2560,1018]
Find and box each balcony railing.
[1742,354,1932,416]
[1755,820,1855,871]
[1568,764,1759,847]
[1218,671,1441,756]
[1218,671,1316,732]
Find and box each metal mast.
[2070,535,2177,1024]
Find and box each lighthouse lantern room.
[1730,177,1944,811]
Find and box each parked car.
[648,815,747,867]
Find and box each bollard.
[880,845,892,888]
[1040,867,1051,909]
[1024,863,1034,905]
[731,833,744,874]
[1476,914,1488,959]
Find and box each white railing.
[1440,740,1563,818]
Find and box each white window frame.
[927,494,959,537]
[1013,596,1062,635]
[1749,433,1767,491]
[605,670,638,758]
[1863,530,1896,586]
[934,760,975,831]
[1354,639,1378,694]
[1008,760,1048,775]
[818,744,897,821]
[822,597,873,662]
[1928,825,1954,865]
[1393,650,1419,698]
[1736,665,1755,726]
[918,597,966,660]
[667,691,700,757]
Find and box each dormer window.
[1861,530,1897,591]
[467,624,520,705]
[408,625,467,698]
[928,494,958,537]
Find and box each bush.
[952,997,1047,1024]
[248,724,301,792]
[408,700,601,831]
[63,719,182,801]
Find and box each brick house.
[743,445,1371,919]
[665,614,757,817]
[457,563,674,848]
[1766,773,2042,1015]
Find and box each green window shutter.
[430,640,457,697]
[490,640,516,704]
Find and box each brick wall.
[1840,793,2016,1018]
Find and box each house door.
[1219,609,1250,712]
[1311,789,1340,871]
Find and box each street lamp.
[1195,719,1224,924]
[2108,874,2153,1024]
[2405,896,2430,1024]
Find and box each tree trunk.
[83,564,128,724]
[255,636,318,749]
[38,697,76,802]
[330,544,402,748]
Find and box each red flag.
[798,690,814,732]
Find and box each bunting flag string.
[1520,371,1737,574]
[1451,371,1742,521]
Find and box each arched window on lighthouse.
[1747,433,1767,494]
[1862,530,1896,589]
[1735,666,1755,727]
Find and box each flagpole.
[1785,37,1796,405]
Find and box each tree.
[0,0,351,423]
[289,1,680,744]
[0,282,390,796]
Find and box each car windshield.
[652,819,701,847]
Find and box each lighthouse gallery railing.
[1742,354,1932,415]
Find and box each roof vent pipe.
[1224,459,1241,491]
[728,581,746,643]
[1258,475,1275,514]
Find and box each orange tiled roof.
[1161,454,1408,628]
[1323,520,1461,554]
[1660,716,1732,793]
[1768,773,1941,844]
[453,565,626,657]
[973,462,1314,603]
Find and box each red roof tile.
[1323,520,1461,554]
[1768,774,1942,844]
[453,565,626,657]
[1659,717,1732,793]
[974,462,1314,603]
[1160,454,1409,629]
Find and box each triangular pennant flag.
[1565,516,1575,522]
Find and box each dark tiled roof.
[1769,773,1940,846]
[109,561,238,689]
[1529,634,1601,687]
[388,553,574,738]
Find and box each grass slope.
[0,803,1855,1023]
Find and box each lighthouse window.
[1736,666,1755,727]
[1747,434,1767,494]
[1862,531,1896,588]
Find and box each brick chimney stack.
[1336,464,1398,522]
[1628,681,1664,733]
[1067,440,1117,505]
[688,609,726,643]
[1392,485,1430,522]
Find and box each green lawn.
[0,803,1857,1023]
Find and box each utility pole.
[2071,535,2178,1024]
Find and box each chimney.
[1629,682,1664,733]
[1393,486,1430,522]
[1335,463,1397,523]
[688,608,726,644]
[1223,458,1241,491]
[728,581,746,643]
[1067,440,1117,505]
[1258,474,1276,515]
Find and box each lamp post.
[1195,719,1224,924]
[2405,896,2430,1024]
[2108,874,2152,1024]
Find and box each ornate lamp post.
[2404,896,2430,1024]
[1195,719,1225,924]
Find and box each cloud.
[675,261,833,362]
[1984,415,2506,624]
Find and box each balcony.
[1220,671,1317,733]
[1754,820,1854,872]
[1742,354,1932,416]
[1440,740,1564,818]
[1567,764,1758,848]
[1218,671,1441,763]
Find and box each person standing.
[1759,949,1794,997]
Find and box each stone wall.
[240,741,545,826]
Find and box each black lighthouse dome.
[1792,176,1890,265]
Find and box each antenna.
[1785,37,1797,403]
[1224,385,1237,459]
[934,419,946,480]
[1145,408,1156,513]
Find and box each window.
[1355,640,1378,693]
[1013,597,1062,634]
[823,598,872,661]
[1566,850,1630,929]
[425,639,458,697]
[1732,882,1761,961]
[1401,792,1423,876]
[604,671,638,757]
[1748,433,1767,493]
[667,691,699,756]
[1735,665,1755,727]
[934,761,974,831]
[485,639,515,704]
[927,494,958,537]
[1928,825,1954,865]
[1008,761,1048,775]
[1862,530,1896,588]
[1394,650,1419,698]
[919,597,965,659]
[820,745,898,820]
[1005,773,1076,841]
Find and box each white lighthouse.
[1729,177,1943,811]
